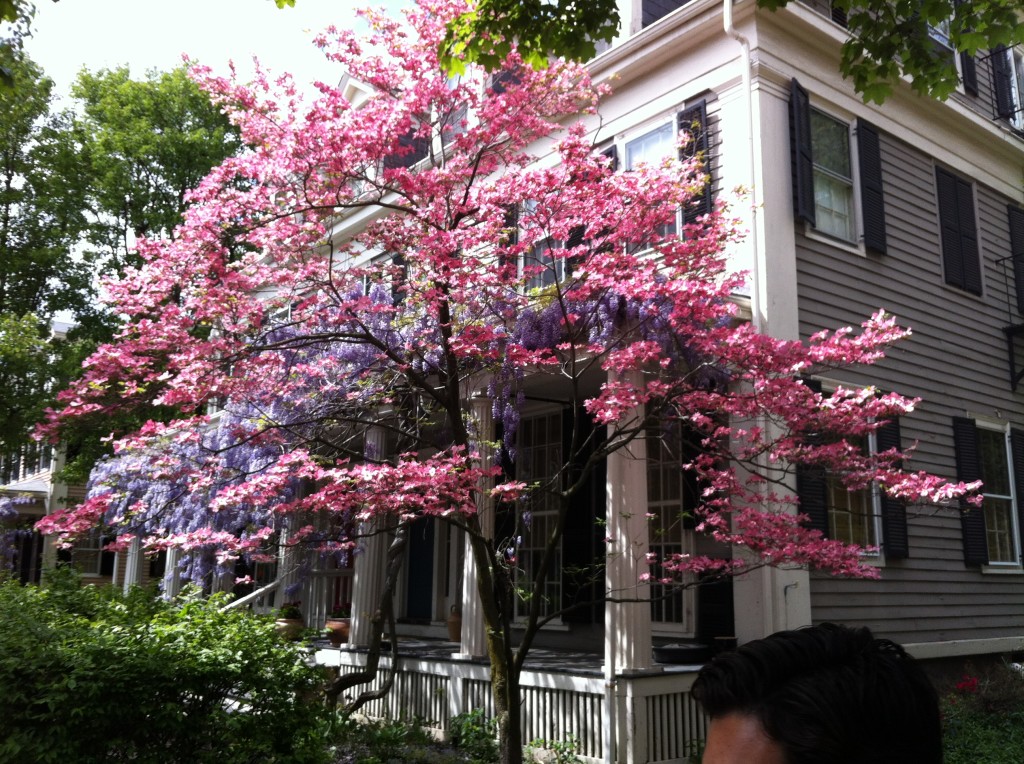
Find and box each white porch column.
[604,371,654,673]
[122,535,142,594]
[454,394,494,659]
[349,425,389,646]
[162,547,182,599]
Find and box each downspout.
[723,0,763,333]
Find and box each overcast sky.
[25,0,409,101]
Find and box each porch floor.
[312,636,706,678]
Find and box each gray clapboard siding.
[795,126,1024,642]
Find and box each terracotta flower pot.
[447,608,462,642]
[275,618,304,641]
[325,617,351,646]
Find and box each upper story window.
[809,109,855,242]
[953,417,1024,568]
[790,79,888,254]
[626,122,679,238]
[935,166,982,295]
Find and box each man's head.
[691,622,942,764]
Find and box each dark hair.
[691,623,942,764]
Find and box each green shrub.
[0,568,330,764]
[943,662,1024,764]
[449,708,498,763]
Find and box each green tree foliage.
[0,55,89,453]
[0,568,331,764]
[72,65,243,275]
[441,0,1024,103]
[440,0,620,73]
[0,60,241,478]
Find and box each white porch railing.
[314,647,706,764]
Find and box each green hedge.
[0,568,330,764]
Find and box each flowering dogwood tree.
[37,1,977,760]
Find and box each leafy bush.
[0,567,330,764]
[943,662,1024,764]
[449,709,498,763]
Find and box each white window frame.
[74,528,116,578]
[825,430,883,557]
[806,107,860,248]
[622,119,680,240]
[975,420,1021,569]
[513,408,564,623]
[646,423,696,636]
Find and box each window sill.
[801,224,865,257]
[981,564,1024,575]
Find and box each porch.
[312,638,707,764]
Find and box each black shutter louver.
[993,45,1015,121]
[876,417,909,558]
[1009,205,1024,314]
[953,417,988,565]
[856,119,887,255]
[678,99,712,226]
[790,79,815,225]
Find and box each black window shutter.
[876,417,909,558]
[936,168,982,295]
[961,52,978,96]
[956,175,982,294]
[601,143,619,172]
[1011,429,1024,558]
[1009,205,1024,314]
[796,377,828,535]
[952,417,988,565]
[992,45,1015,121]
[856,119,887,255]
[936,168,963,288]
[797,464,829,536]
[790,79,815,225]
[383,127,429,169]
[678,100,712,225]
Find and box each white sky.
[25,0,409,101]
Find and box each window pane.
[827,475,875,548]
[626,123,674,170]
[810,110,850,177]
[813,171,854,241]
[985,498,1016,563]
[978,428,1011,496]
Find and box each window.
[626,122,678,238]
[523,237,568,292]
[953,418,1024,567]
[647,423,696,630]
[825,434,879,548]
[935,167,982,295]
[790,79,887,253]
[810,110,855,242]
[514,411,563,619]
[74,528,116,577]
[796,381,908,558]
[993,45,1024,130]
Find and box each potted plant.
[325,603,351,646]
[447,603,462,642]
[275,601,304,640]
